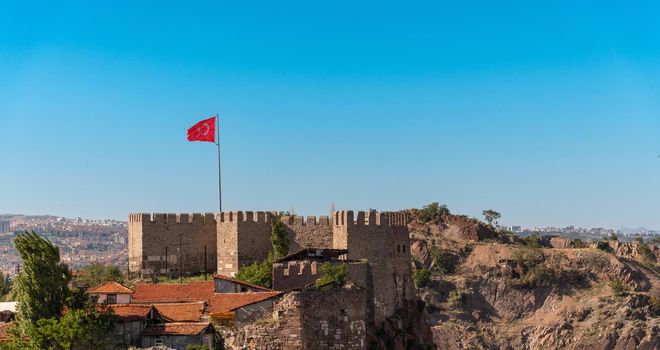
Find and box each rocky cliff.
[407,211,660,350]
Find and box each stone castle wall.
[233,286,367,350]
[332,211,415,326]
[128,213,217,277]
[281,215,333,251]
[272,260,369,291]
[216,211,274,277]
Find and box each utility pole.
[174,232,188,284]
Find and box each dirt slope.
[406,211,660,350]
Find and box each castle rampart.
[216,211,276,276]
[281,215,333,251]
[128,213,217,277]
[332,210,414,326]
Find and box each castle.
[128,210,416,326]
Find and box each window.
[106,294,117,304]
[154,338,164,346]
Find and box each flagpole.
[216,114,222,212]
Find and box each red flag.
[187,116,216,143]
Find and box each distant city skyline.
[1,2,659,229]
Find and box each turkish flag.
[187,116,216,143]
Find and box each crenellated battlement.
[128,212,216,224]
[216,211,277,223]
[333,210,408,227]
[281,215,331,226]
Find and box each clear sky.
[1,1,659,229]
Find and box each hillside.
[405,209,660,349]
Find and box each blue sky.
[1,1,659,229]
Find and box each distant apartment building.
[0,220,10,234]
[510,226,522,233]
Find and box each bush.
[650,294,660,317]
[519,264,552,288]
[609,279,628,297]
[413,269,431,288]
[522,233,542,248]
[235,253,273,288]
[447,289,466,307]
[637,241,656,264]
[419,202,450,222]
[431,249,458,274]
[316,262,348,287]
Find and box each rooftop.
[214,274,272,291]
[107,304,154,321]
[142,322,213,336]
[153,302,205,322]
[88,281,132,294]
[0,323,12,341]
[0,302,16,313]
[209,292,281,314]
[131,281,215,303]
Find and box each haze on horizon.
[1,1,659,229]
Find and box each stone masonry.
[233,285,367,350]
[128,213,216,277]
[129,209,414,327]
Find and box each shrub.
[609,279,628,297]
[447,289,465,307]
[316,262,348,287]
[413,269,431,288]
[431,249,458,274]
[522,233,542,248]
[419,202,450,222]
[637,241,656,264]
[650,294,660,317]
[519,264,552,288]
[236,253,273,288]
[271,215,289,259]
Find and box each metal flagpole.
[216,114,222,212]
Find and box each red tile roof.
[0,322,13,341]
[108,304,154,321]
[131,282,215,303]
[209,292,280,314]
[214,274,272,291]
[154,302,205,322]
[88,281,132,294]
[142,322,213,336]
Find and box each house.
[209,291,280,327]
[271,248,369,291]
[0,322,11,343]
[141,322,216,350]
[0,302,16,323]
[107,304,158,349]
[214,274,271,293]
[88,281,133,304]
[129,280,280,329]
[153,302,206,322]
[131,281,215,304]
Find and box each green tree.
[235,253,273,288]
[482,209,501,226]
[12,231,70,327]
[76,262,123,288]
[5,232,116,350]
[271,215,289,259]
[315,263,348,287]
[413,268,431,288]
[610,279,628,297]
[419,202,450,222]
[0,271,11,301]
[431,249,458,274]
